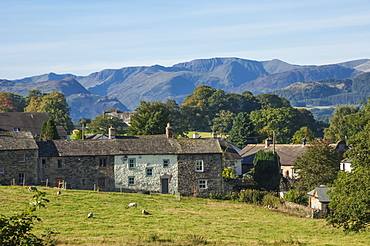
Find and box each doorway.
[161,178,169,194]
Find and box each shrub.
[209,192,223,200]
[238,189,263,204]
[284,189,308,206]
[262,193,282,209]
[0,190,57,246]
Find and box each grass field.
[0,186,369,245]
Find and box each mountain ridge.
[2,57,370,122]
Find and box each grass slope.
[0,186,369,245]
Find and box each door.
[161,178,169,194]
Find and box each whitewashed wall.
[114,155,178,193]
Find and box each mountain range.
[2,57,370,123]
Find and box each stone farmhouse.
[0,130,241,197]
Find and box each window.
[128,158,136,168]
[198,179,207,189]
[19,173,25,185]
[81,178,86,186]
[57,159,63,168]
[195,160,204,172]
[97,178,106,188]
[128,176,135,186]
[163,159,169,168]
[18,154,25,163]
[146,168,153,176]
[13,127,20,131]
[0,166,4,173]
[99,158,107,167]
[42,159,46,164]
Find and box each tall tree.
[128,100,184,136]
[88,114,125,135]
[256,93,291,109]
[250,107,312,143]
[327,104,370,232]
[324,105,360,142]
[292,126,315,144]
[25,91,74,131]
[227,112,256,148]
[39,119,60,141]
[293,138,341,191]
[253,150,281,191]
[0,91,26,112]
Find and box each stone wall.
[177,153,224,197]
[0,149,39,185]
[39,155,115,191]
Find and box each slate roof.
[0,112,49,137]
[307,186,332,203]
[37,135,237,157]
[239,144,308,166]
[0,131,39,150]
[218,139,243,161]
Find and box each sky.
[1,0,370,80]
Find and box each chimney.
[265,139,272,147]
[166,123,173,138]
[109,126,116,139]
[301,138,307,147]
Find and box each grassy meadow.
[0,186,369,245]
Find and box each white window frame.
[128,158,136,168]
[99,158,107,167]
[19,173,25,185]
[0,166,4,173]
[198,179,207,189]
[195,160,204,172]
[146,168,153,177]
[128,176,135,186]
[18,154,25,163]
[163,159,170,168]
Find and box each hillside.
[1,186,369,245]
[274,72,370,107]
[2,57,369,121]
[0,78,128,122]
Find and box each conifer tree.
[39,119,60,141]
[253,150,281,191]
[227,112,255,148]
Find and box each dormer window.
[13,127,20,131]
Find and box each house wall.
[39,155,115,191]
[0,149,39,185]
[114,154,178,193]
[177,153,224,197]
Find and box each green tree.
[181,85,216,131]
[253,150,281,191]
[128,100,184,136]
[327,117,370,232]
[256,93,291,109]
[88,114,124,135]
[222,167,238,182]
[77,118,91,127]
[0,190,56,245]
[227,112,256,148]
[324,105,360,142]
[292,126,315,144]
[250,107,311,143]
[293,138,340,191]
[211,110,234,133]
[25,91,74,131]
[39,119,60,141]
[0,91,26,112]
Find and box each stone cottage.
[0,131,39,185]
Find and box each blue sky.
[1,0,369,79]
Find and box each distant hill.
[2,57,369,121]
[274,72,370,107]
[0,78,128,122]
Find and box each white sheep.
[127,202,137,208]
[142,210,149,215]
[28,186,38,191]
[87,212,93,218]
